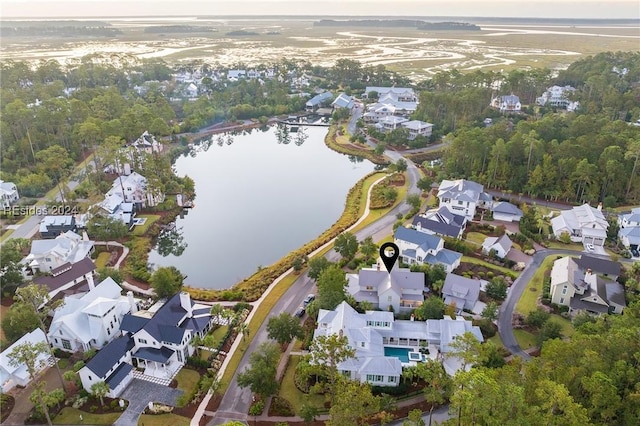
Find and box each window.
[55,338,58,343]
[113,315,117,322]
[360,342,365,348]
[560,297,565,304]
[138,338,147,344]
[562,286,567,295]
[376,375,384,382]
[366,374,374,381]
[177,349,182,362]
[110,321,113,329]
[383,322,390,327]
[365,285,374,291]
[388,376,397,383]
[387,296,392,302]
[107,329,110,336]
[62,339,71,350]
[458,201,463,205]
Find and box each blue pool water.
[384,347,412,363]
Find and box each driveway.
[114,379,183,426]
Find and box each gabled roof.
[483,234,513,254]
[437,179,485,203]
[574,255,621,277]
[120,314,149,334]
[423,206,467,227]
[332,93,354,109]
[0,329,48,377]
[134,346,175,363]
[33,257,96,292]
[357,267,425,296]
[395,227,442,251]
[492,201,523,216]
[85,335,134,377]
[620,226,640,244]
[605,281,626,307]
[442,274,480,304]
[401,120,433,130]
[413,216,461,238]
[105,363,132,389]
[427,249,463,267]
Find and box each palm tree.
[236,322,249,341]
[91,381,109,406]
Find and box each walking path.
[191,174,391,426]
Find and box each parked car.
[586,244,595,251]
[303,294,315,306]
[294,306,305,318]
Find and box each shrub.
[249,400,265,416]
[187,356,209,369]
[233,302,252,312]
[110,399,119,410]
[269,396,294,416]
[89,405,98,413]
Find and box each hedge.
[324,126,390,166]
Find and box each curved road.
[209,149,421,425]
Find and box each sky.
[2,0,639,19]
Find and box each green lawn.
[515,256,555,315]
[278,355,325,414]
[550,314,575,338]
[210,324,229,344]
[544,241,585,251]
[174,368,200,393]
[94,252,111,269]
[53,408,121,425]
[137,413,191,426]
[487,334,506,350]
[513,329,537,349]
[466,232,488,246]
[132,214,161,236]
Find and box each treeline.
[0,21,121,37]
[314,19,479,30]
[410,52,640,204]
[226,30,259,36]
[144,25,217,34]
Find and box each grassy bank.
[324,125,389,165]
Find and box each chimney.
[597,202,603,211]
[410,314,415,322]
[127,291,138,313]
[86,272,95,290]
[377,263,381,271]
[180,291,193,317]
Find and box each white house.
[79,292,214,397]
[618,208,640,229]
[394,227,462,273]
[106,171,164,209]
[96,193,135,228]
[618,207,640,254]
[362,87,418,123]
[550,256,626,315]
[482,234,513,259]
[346,266,425,312]
[491,201,523,222]
[313,302,483,386]
[0,180,19,208]
[48,278,138,353]
[22,230,95,274]
[551,203,608,246]
[0,329,50,393]
[227,70,246,81]
[490,94,521,112]
[131,131,164,155]
[437,179,492,220]
[442,273,481,313]
[375,116,409,132]
[401,120,433,140]
[536,85,579,111]
[305,92,333,111]
[331,93,355,110]
[32,257,97,303]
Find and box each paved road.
[497,248,628,359]
[209,152,420,425]
[387,404,453,426]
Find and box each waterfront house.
[305,91,334,111]
[79,292,214,397]
[48,278,138,353]
[331,93,355,110]
[346,265,426,312]
[22,231,95,274]
[106,171,165,209]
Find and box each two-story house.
[394,227,462,273]
[550,256,626,315]
[305,92,333,111]
[106,171,164,210]
[490,94,521,112]
[346,265,426,312]
[313,301,484,386]
[0,180,19,208]
[48,278,138,353]
[331,93,355,110]
[22,231,95,274]
[618,207,640,255]
[79,292,214,397]
[437,179,492,220]
[32,257,97,303]
[401,120,433,140]
[551,203,608,246]
[39,215,77,239]
[536,85,579,111]
[442,273,481,313]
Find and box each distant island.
[226,30,260,36]
[314,19,480,30]
[0,20,121,37]
[144,25,218,34]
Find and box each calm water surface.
[148,125,375,289]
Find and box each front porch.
[133,347,182,384]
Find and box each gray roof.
[424,206,466,227]
[86,335,135,377]
[306,91,333,107]
[437,179,486,203]
[139,293,209,344]
[575,255,621,277]
[105,363,133,389]
[492,201,523,217]
[358,268,425,296]
[605,282,626,307]
[412,217,461,238]
[33,257,96,292]
[620,226,640,245]
[569,297,609,314]
[134,346,175,363]
[120,314,149,334]
[332,93,354,109]
[395,227,442,251]
[442,274,480,305]
[501,95,520,104]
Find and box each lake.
[148,124,376,289]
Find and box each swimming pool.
[384,346,412,363]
